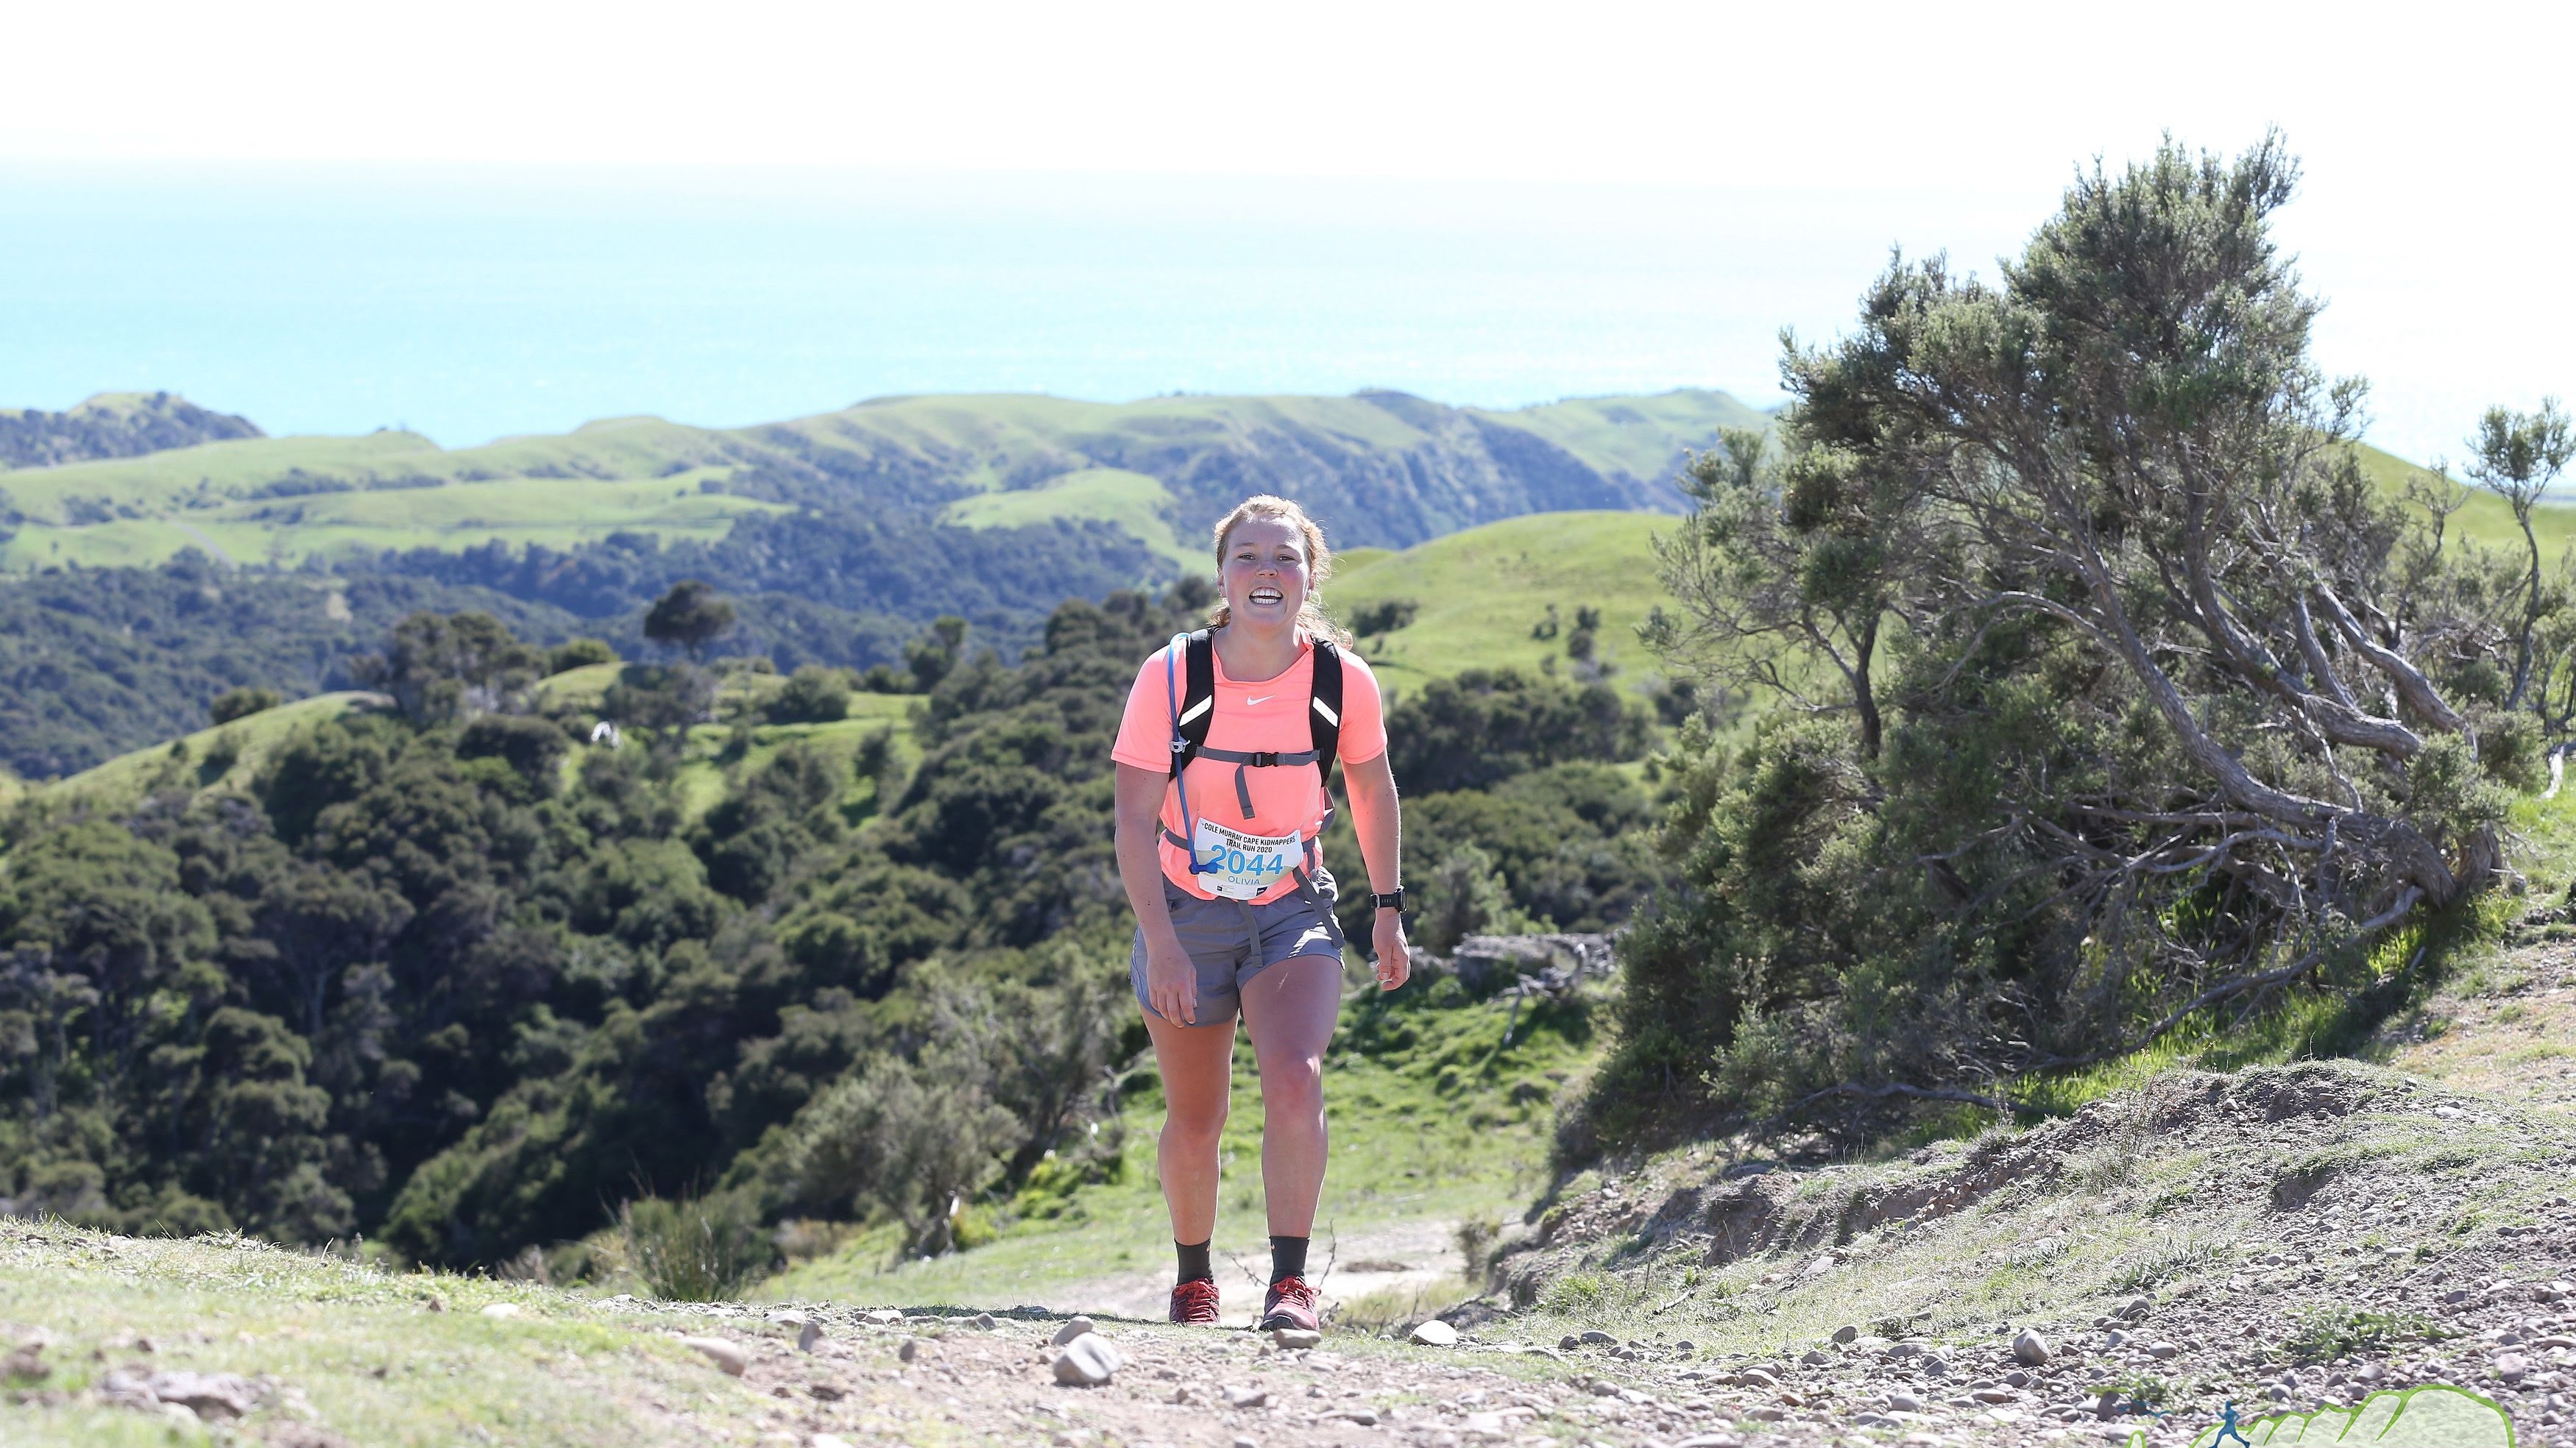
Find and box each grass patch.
[1537,1271,1616,1317]
[15,690,377,819]
[2113,1371,2174,1410]
[0,1218,785,1447]
[2102,1232,2232,1296]
[944,468,1192,569]
[2003,887,2514,1125]
[2277,1306,2446,1363]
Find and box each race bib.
[1190,817,1303,901]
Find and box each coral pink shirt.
[1111,634,1387,903]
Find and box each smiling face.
[1218,516,1311,631]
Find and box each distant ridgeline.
[0,387,1760,571]
[0,392,262,471]
[0,388,1764,776]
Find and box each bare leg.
[1144,1012,1236,1246]
[1237,957,1342,1239]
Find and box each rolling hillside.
[1326,511,1676,698]
[9,504,1678,812]
[2351,440,2576,557]
[0,388,1769,572]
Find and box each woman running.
[1110,494,1411,1330]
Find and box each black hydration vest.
[1164,629,1345,819]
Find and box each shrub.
[457,714,572,797]
[547,637,618,674]
[905,616,968,692]
[351,611,544,721]
[601,663,715,734]
[1351,597,1419,636]
[1455,1215,1501,1278]
[209,686,281,725]
[1582,137,2548,1157]
[1415,843,1531,954]
[781,1052,1016,1255]
[620,1190,774,1302]
[199,730,244,780]
[766,664,852,724]
[2279,1307,2441,1363]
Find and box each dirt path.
[623,1305,1587,1448]
[1039,1218,1466,1328]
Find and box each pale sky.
[6,0,2566,462]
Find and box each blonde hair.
[1207,494,1353,647]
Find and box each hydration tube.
[1164,634,1223,876]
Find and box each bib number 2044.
[1190,818,1301,901]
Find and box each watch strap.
[1368,888,1406,912]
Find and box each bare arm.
[1340,751,1410,991]
[1115,762,1200,1023]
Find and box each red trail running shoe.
[1259,1274,1320,1332]
[1168,1278,1221,1325]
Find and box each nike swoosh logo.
[1247,695,1275,704]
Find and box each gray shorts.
[1130,868,1345,1024]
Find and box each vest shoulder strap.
[1309,638,1343,792]
[1170,631,1216,774]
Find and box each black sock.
[1175,1239,1213,1285]
[1270,1235,1309,1282]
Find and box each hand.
[1371,910,1411,993]
[1143,931,1200,1025]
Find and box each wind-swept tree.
[1587,135,2549,1146]
[1792,135,2521,914]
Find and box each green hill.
[1326,511,1676,698]
[0,388,1769,572]
[27,690,385,818]
[2352,440,2576,557]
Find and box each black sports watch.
[1368,889,1406,912]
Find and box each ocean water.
[0,165,2046,448]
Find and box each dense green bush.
[208,686,281,725]
[546,638,618,674]
[1351,597,1419,636]
[1384,668,1650,795]
[764,664,851,725]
